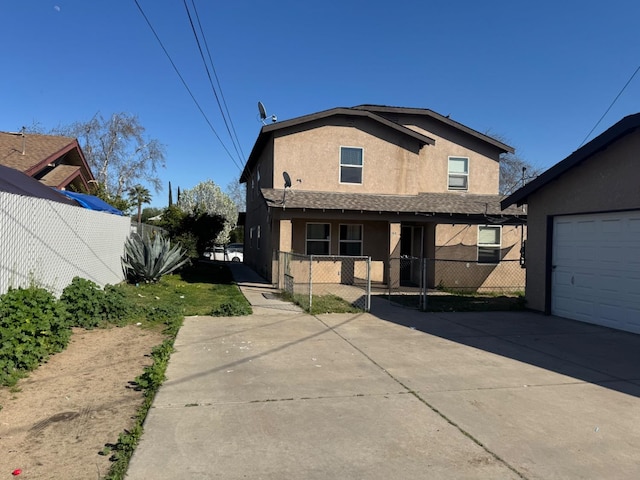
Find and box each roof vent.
[21,126,26,156]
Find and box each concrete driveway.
[126,269,640,479]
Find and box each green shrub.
[0,286,71,386]
[60,277,136,328]
[60,277,104,328]
[103,285,134,326]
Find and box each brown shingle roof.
[261,188,524,216]
[40,165,81,188]
[0,131,76,174]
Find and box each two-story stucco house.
[240,105,526,291]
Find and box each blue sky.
[2,1,639,208]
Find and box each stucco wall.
[524,131,640,311]
[434,224,525,292]
[244,140,275,281]
[271,116,500,196]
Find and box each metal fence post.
[421,258,428,310]
[366,256,371,312]
[308,254,313,312]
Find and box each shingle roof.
[0,131,76,174]
[40,165,81,188]
[501,112,640,208]
[261,188,524,217]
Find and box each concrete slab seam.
[313,314,530,480]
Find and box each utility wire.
[578,64,640,148]
[190,0,246,161]
[182,0,244,166]
[133,0,243,173]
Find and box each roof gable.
[501,113,640,208]
[0,131,95,189]
[241,105,513,183]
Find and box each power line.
[133,0,243,173]
[189,0,245,161]
[182,0,244,166]
[578,64,640,148]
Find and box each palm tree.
[128,184,152,225]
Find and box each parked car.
[203,246,225,261]
[225,243,243,262]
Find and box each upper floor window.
[339,224,363,256]
[306,223,330,255]
[340,147,363,184]
[448,156,468,191]
[478,225,501,264]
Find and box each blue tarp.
[57,190,124,215]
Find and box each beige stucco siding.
[524,131,640,312]
[272,121,423,194]
[433,224,525,292]
[270,117,500,196]
[390,115,501,194]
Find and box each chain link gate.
[278,252,371,311]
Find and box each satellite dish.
[283,171,292,189]
[258,101,267,121]
[257,101,277,125]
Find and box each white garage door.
[552,211,640,333]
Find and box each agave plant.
[122,232,190,283]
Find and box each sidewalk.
[225,263,303,315]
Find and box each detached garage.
[502,113,640,333]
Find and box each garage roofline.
[501,112,640,209]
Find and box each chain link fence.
[0,191,131,297]
[387,257,525,309]
[130,222,167,237]
[278,252,371,311]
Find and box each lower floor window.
[478,225,501,263]
[306,223,330,255]
[339,224,363,256]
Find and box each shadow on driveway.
[369,296,640,398]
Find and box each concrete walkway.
[126,264,640,479]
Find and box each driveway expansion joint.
[313,314,530,480]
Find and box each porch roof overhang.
[261,188,526,224]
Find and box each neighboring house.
[502,113,640,333]
[0,164,78,206]
[0,130,94,191]
[241,105,526,290]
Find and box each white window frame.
[339,146,364,184]
[477,225,501,264]
[448,156,469,191]
[339,224,363,256]
[306,223,331,255]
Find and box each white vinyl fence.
[0,191,131,297]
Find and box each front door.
[400,225,423,285]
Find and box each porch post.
[276,219,292,286]
[389,222,401,289]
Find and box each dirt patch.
[0,325,165,480]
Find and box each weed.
[0,286,71,386]
[209,300,252,317]
[59,277,105,329]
